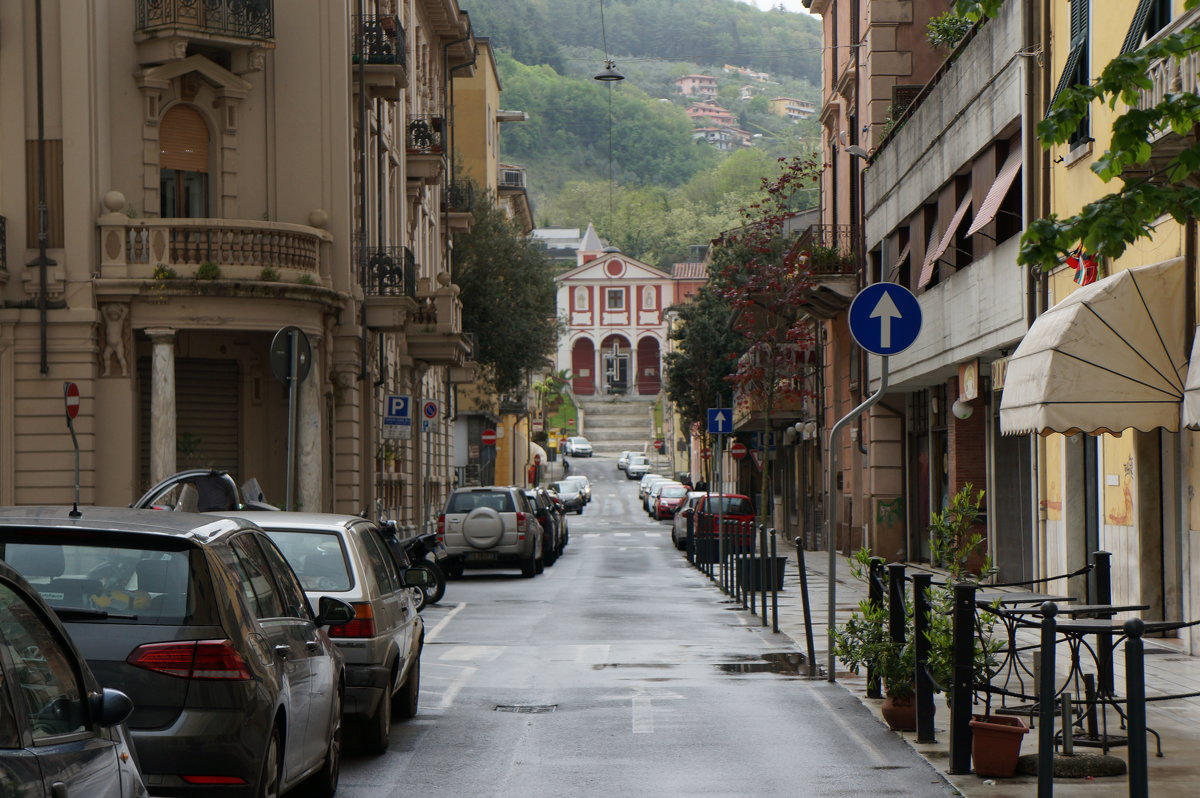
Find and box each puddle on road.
[715,652,807,675]
[592,663,676,670]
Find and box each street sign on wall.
[383,394,413,440]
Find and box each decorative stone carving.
[99,304,130,378]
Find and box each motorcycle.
[382,522,447,608]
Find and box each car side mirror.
[401,566,433,588]
[314,596,355,627]
[90,688,134,728]
[682,509,693,517]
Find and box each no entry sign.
[63,382,80,420]
[481,429,497,446]
[730,441,748,460]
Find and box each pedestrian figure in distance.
[562,457,571,476]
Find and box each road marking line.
[425,602,466,642]
[632,695,654,733]
[438,665,477,709]
[439,645,498,662]
[614,532,631,537]
[809,686,891,767]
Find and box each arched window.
[159,105,210,218]
[574,286,589,311]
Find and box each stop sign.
[481,429,497,446]
[730,441,748,460]
[63,382,80,420]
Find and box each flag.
[1065,247,1098,286]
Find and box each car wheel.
[362,673,392,754]
[304,687,342,796]
[445,561,464,579]
[544,541,557,566]
[576,506,583,515]
[257,727,282,798]
[520,549,538,578]
[394,656,420,719]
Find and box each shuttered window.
[160,106,210,172]
[139,357,241,490]
[24,140,64,248]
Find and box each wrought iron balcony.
[0,216,6,271]
[136,0,274,41]
[793,224,859,275]
[444,181,475,212]
[353,14,405,66]
[406,116,444,154]
[362,246,416,299]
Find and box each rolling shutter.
[160,106,210,172]
[139,358,240,489]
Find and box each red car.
[690,494,757,541]
[653,484,691,520]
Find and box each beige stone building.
[0,0,474,525]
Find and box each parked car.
[564,474,592,503]
[625,455,652,479]
[524,489,566,565]
[550,481,585,515]
[216,512,427,755]
[652,483,690,520]
[0,557,145,798]
[564,437,593,457]
[645,481,682,516]
[671,491,709,549]
[617,451,637,471]
[692,494,758,542]
[640,476,673,510]
[133,469,278,512]
[438,487,543,578]
[0,506,352,798]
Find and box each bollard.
[1061,692,1074,756]
[867,558,886,699]
[1124,618,1147,798]
[748,521,757,614]
[949,583,976,775]
[887,563,907,646]
[1092,551,1114,696]
[913,573,936,743]
[759,523,769,627]
[770,528,779,633]
[1037,602,1059,798]
[795,538,818,677]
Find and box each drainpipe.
[32,0,53,376]
[357,0,369,384]
[443,19,476,189]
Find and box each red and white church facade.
[554,235,676,397]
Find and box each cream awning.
[1000,258,1187,436]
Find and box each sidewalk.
[717,538,1200,798]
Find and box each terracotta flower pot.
[970,714,1029,778]
[881,694,916,731]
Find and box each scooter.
[382,522,447,607]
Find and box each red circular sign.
[63,382,80,420]
[480,429,497,446]
[730,442,748,460]
[700,448,712,460]
[654,439,663,448]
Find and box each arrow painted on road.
[869,290,902,349]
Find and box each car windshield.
[552,481,579,495]
[707,497,755,515]
[262,530,352,592]
[0,537,208,624]
[445,491,516,514]
[661,486,688,498]
[630,456,649,464]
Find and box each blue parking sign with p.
[388,396,409,418]
[385,395,412,430]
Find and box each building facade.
[673,74,718,99]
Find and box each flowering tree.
[709,154,822,521]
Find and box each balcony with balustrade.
[352,14,407,101]
[134,0,275,71]
[406,115,446,185]
[362,246,418,331]
[1129,7,1200,185]
[406,274,471,367]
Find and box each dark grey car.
[0,507,353,798]
[0,559,144,798]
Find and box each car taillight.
[182,776,248,785]
[437,513,445,538]
[328,602,376,638]
[127,640,252,681]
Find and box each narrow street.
[337,456,956,797]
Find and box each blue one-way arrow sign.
[707,408,732,435]
[848,282,922,356]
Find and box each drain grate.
[495,704,557,714]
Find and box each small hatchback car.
[216,512,427,755]
[0,506,352,798]
[439,487,543,578]
[0,558,144,798]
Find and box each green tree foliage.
[954,0,1200,271]
[452,188,560,397]
[663,285,741,432]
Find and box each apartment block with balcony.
[673,74,719,99]
[0,0,474,526]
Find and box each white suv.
[439,487,544,578]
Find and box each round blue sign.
[847,283,922,356]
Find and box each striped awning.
[966,149,1021,237]
[918,194,972,288]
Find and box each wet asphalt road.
[334,456,956,797]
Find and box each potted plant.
[929,483,988,579]
[832,598,917,731]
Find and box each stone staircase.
[576,394,658,458]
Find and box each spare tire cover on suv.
[463,507,505,549]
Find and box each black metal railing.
[136,0,274,41]
[361,245,416,298]
[444,181,475,212]
[406,115,444,154]
[794,224,859,275]
[352,14,405,67]
[0,216,6,271]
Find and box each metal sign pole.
[286,328,299,511]
[826,356,889,682]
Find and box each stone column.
[146,328,177,483]
[297,348,323,512]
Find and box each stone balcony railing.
[406,274,469,366]
[1135,7,1200,145]
[135,0,274,41]
[98,209,332,283]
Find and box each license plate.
[465,552,498,561]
